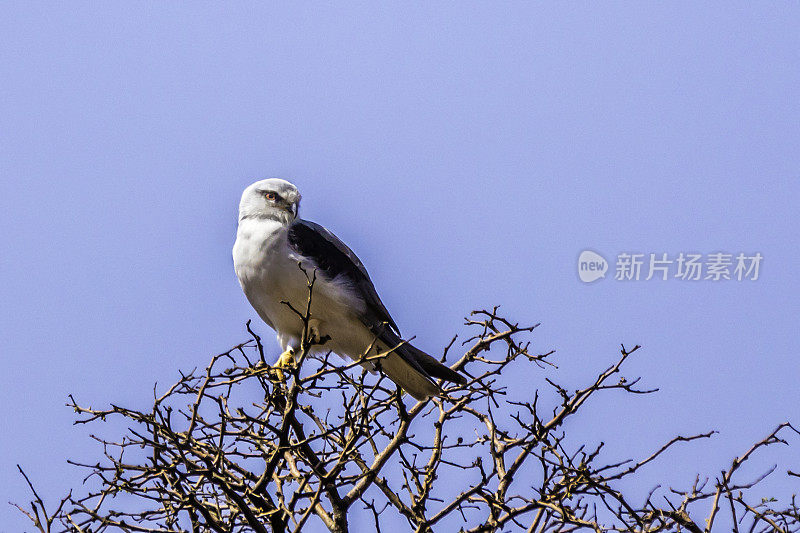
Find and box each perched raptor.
[232,179,466,400]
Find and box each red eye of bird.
[265,192,277,201]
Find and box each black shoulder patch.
[287,220,400,334]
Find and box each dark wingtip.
[405,344,467,386]
[451,372,468,386]
[438,367,467,386]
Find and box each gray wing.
[286,219,400,335]
[287,219,467,392]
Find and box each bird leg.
[273,348,296,380]
[272,324,330,381]
[313,333,331,346]
[308,321,331,346]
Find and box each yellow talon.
[273,348,296,380]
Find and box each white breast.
[233,219,305,334]
[232,218,368,353]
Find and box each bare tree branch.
[13,282,800,532]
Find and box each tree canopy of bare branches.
[15,279,800,532]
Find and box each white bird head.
[238,179,302,225]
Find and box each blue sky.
[1,3,798,530]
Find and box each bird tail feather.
[375,331,467,401]
[378,352,441,401]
